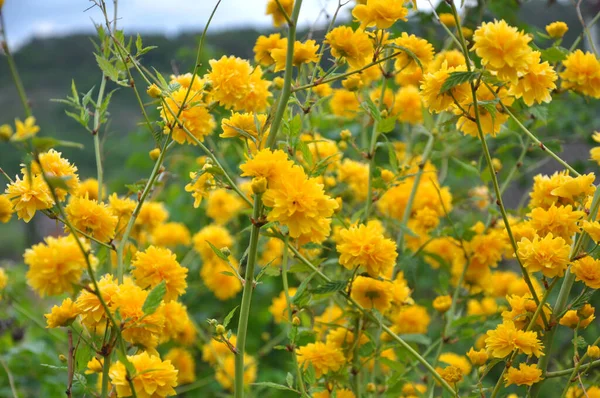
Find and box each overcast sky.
[1,0,356,48]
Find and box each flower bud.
[292,316,301,326]
[366,383,376,392]
[467,347,488,366]
[273,77,285,89]
[215,324,226,335]
[588,345,600,359]
[0,124,12,141]
[59,354,67,363]
[338,141,348,151]
[433,295,452,313]
[146,83,162,98]
[381,169,395,183]
[220,246,231,257]
[492,158,502,172]
[578,303,594,319]
[149,148,161,161]
[546,21,568,39]
[251,176,268,194]
[340,129,352,140]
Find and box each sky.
[1,0,354,48]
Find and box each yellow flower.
[546,21,568,38]
[32,149,80,201]
[338,159,369,201]
[0,267,6,291]
[401,383,427,397]
[438,365,463,384]
[161,300,193,343]
[467,298,499,316]
[85,358,104,374]
[206,56,272,112]
[5,173,54,222]
[466,347,488,366]
[527,204,584,243]
[164,348,196,385]
[390,305,430,334]
[508,51,557,106]
[550,173,596,203]
[215,355,257,391]
[268,288,297,323]
[313,389,356,398]
[439,13,456,27]
[420,62,470,113]
[132,246,188,302]
[200,259,242,300]
[429,50,466,72]
[393,33,435,74]
[151,222,191,247]
[260,237,285,267]
[313,83,333,97]
[352,0,408,29]
[330,89,361,118]
[439,352,472,375]
[325,26,374,69]
[455,85,512,137]
[136,201,169,229]
[271,40,320,71]
[587,345,600,359]
[192,224,233,261]
[528,171,593,209]
[351,276,394,312]
[504,363,543,387]
[485,320,519,358]
[560,50,600,98]
[160,87,215,145]
[253,33,287,66]
[0,124,13,140]
[394,85,423,125]
[76,274,120,330]
[472,20,534,82]
[113,283,165,348]
[337,223,398,278]
[433,295,452,313]
[513,329,544,357]
[109,351,178,398]
[262,166,338,243]
[0,194,14,223]
[64,195,118,243]
[502,293,551,330]
[326,328,369,356]
[240,148,295,187]
[11,116,40,141]
[74,178,103,200]
[220,112,268,144]
[185,170,214,209]
[266,0,293,27]
[206,188,244,224]
[44,298,80,328]
[571,256,600,289]
[24,235,92,297]
[517,233,571,278]
[296,341,346,377]
[108,193,136,224]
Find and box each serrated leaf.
[310,280,347,295]
[142,280,166,315]
[361,96,381,122]
[297,140,313,167]
[529,105,548,124]
[223,305,239,328]
[303,363,316,385]
[95,54,120,82]
[440,71,479,94]
[286,372,294,388]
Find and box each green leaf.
[361,96,381,122]
[142,280,166,315]
[251,382,297,392]
[116,349,136,375]
[541,46,569,63]
[573,335,587,349]
[529,105,549,124]
[303,363,316,385]
[45,175,72,191]
[223,305,239,328]
[205,241,229,261]
[292,272,316,308]
[286,372,294,388]
[94,54,120,83]
[31,137,84,152]
[297,140,313,167]
[450,156,479,176]
[75,342,93,372]
[378,116,397,133]
[440,71,479,94]
[296,330,316,346]
[390,44,424,71]
[400,334,431,345]
[310,280,347,295]
[289,114,302,137]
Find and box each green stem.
[500,103,580,176]
[364,81,388,221]
[101,351,111,398]
[499,137,529,195]
[93,76,107,201]
[0,12,31,117]
[266,0,303,149]
[234,196,263,398]
[545,358,600,379]
[449,1,546,327]
[284,241,457,396]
